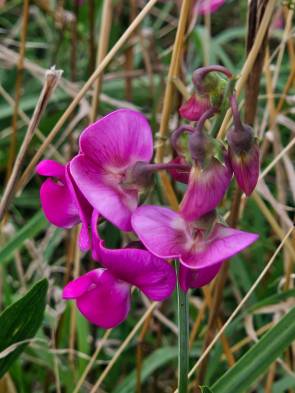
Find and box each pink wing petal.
[63,269,131,329]
[179,159,232,221]
[132,205,192,259]
[99,244,176,301]
[71,155,138,231]
[181,224,258,269]
[179,263,223,292]
[39,178,80,228]
[35,159,65,178]
[79,109,153,169]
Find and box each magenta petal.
[179,95,211,121]
[179,159,232,221]
[179,263,222,292]
[132,205,191,259]
[180,224,258,269]
[100,245,176,301]
[71,155,137,231]
[79,109,153,168]
[40,178,80,228]
[197,0,225,15]
[36,160,65,178]
[63,269,131,329]
[229,144,260,196]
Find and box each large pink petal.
[132,205,192,259]
[63,269,131,329]
[36,160,65,179]
[71,155,138,231]
[79,109,153,169]
[180,224,258,269]
[39,178,80,228]
[179,263,222,292]
[179,159,232,221]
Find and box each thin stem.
[176,262,189,393]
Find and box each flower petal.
[229,144,260,196]
[132,205,192,259]
[197,0,225,15]
[180,224,258,269]
[70,154,137,231]
[179,159,232,221]
[35,160,65,178]
[63,269,131,329]
[79,109,153,169]
[39,178,80,228]
[179,95,212,121]
[179,263,222,292]
[167,156,190,184]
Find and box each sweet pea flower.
[63,211,176,328]
[196,0,225,15]
[132,205,258,292]
[36,160,92,250]
[70,109,153,232]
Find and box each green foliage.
[0,279,48,378]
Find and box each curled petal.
[91,211,176,300]
[132,205,192,259]
[179,95,211,121]
[179,159,232,221]
[229,144,260,196]
[71,155,137,231]
[181,224,258,269]
[40,178,80,228]
[179,263,222,292]
[63,269,131,329]
[79,109,153,169]
[36,160,65,179]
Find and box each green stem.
[176,262,189,393]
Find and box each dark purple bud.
[227,95,260,195]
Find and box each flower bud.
[227,95,260,195]
[179,94,212,121]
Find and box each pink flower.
[63,211,176,328]
[70,109,153,232]
[179,94,212,121]
[36,160,92,250]
[179,158,232,221]
[196,0,225,15]
[132,205,258,291]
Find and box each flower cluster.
[37,66,259,329]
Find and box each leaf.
[0,279,48,377]
[211,306,295,393]
[0,211,48,265]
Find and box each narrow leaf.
[212,306,295,393]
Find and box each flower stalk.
[176,261,189,393]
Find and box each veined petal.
[229,144,260,196]
[179,95,211,121]
[63,269,131,329]
[71,155,138,231]
[39,178,80,228]
[179,159,232,221]
[179,263,222,292]
[35,159,65,179]
[180,224,258,269]
[132,205,192,259]
[79,109,153,169]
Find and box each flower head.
[36,159,92,250]
[132,205,258,292]
[227,95,260,195]
[70,109,154,232]
[63,211,176,328]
